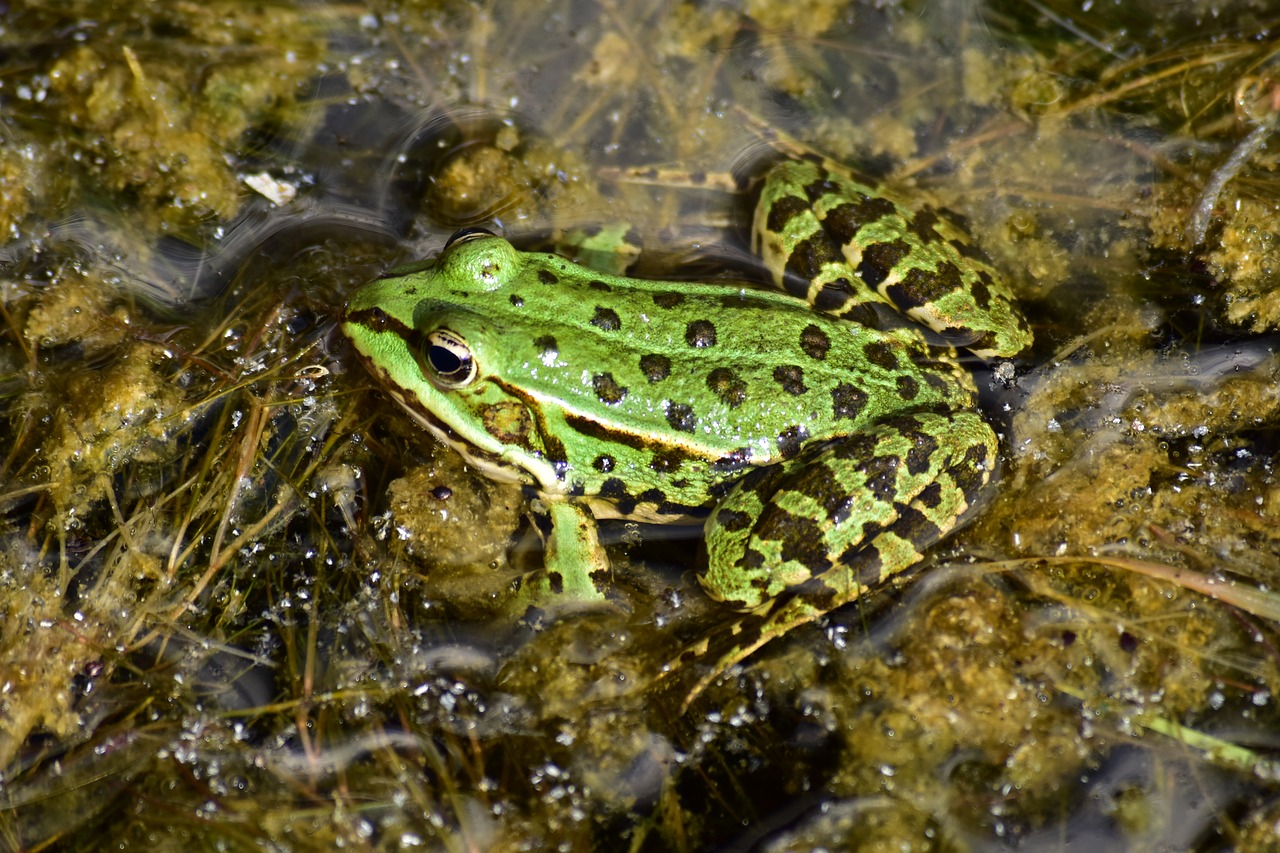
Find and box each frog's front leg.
[685,410,998,703]
[513,499,610,613]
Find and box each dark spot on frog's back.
[800,323,831,360]
[803,177,841,201]
[653,292,684,309]
[906,206,943,243]
[856,238,912,289]
[665,402,697,433]
[593,454,615,473]
[590,306,622,331]
[917,481,943,509]
[588,280,611,292]
[640,353,671,383]
[896,375,919,401]
[971,270,994,310]
[719,292,777,311]
[534,335,558,358]
[785,232,842,281]
[831,382,868,421]
[649,448,688,474]
[862,341,899,370]
[813,278,854,313]
[716,508,752,533]
[706,367,747,408]
[955,444,991,500]
[758,509,831,575]
[685,319,717,348]
[538,269,558,285]
[773,364,807,395]
[905,431,939,476]
[509,294,524,307]
[823,196,897,245]
[777,424,809,459]
[893,504,943,546]
[592,372,628,405]
[888,262,964,309]
[765,194,811,233]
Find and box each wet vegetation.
[4,0,1280,848]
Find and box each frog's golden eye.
[443,227,495,250]
[422,329,477,388]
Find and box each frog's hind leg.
[677,410,998,710]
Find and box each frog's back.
[443,265,974,500]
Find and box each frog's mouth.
[373,376,534,488]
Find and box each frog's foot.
[673,410,998,712]
[510,499,614,620]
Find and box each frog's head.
[341,234,559,487]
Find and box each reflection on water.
[3,0,1280,848]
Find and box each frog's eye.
[422,329,477,388]
[443,227,495,250]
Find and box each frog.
[341,156,1033,704]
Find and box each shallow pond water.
[4,1,1280,849]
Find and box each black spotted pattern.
[753,508,832,575]
[813,278,854,312]
[896,375,920,401]
[765,194,811,233]
[906,207,943,244]
[538,269,558,285]
[777,424,809,458]
[831,382,868,421]
[893,504,943,547]
[800,324,830,360]
[916,481,943,509]
[653,292,685,309]
[823,196,897,245]
[509,294,524,307]
[955,444,990,499]
[593,454,616,472]
[803,177,841,201]
[649,449,686,473]
[862,341,899,370]
[972,270,994,310]
[685,319,717,348]
[665,402,697,433]
[886,262,964,310]
[590,306,622,331]
[793,462,857,526]
[904,430,939,476]
[785,232,843,282]
[534,335,558,358]
[856,238,912,289]
[773,364,807,395]
[640,353,671,383]
[588,279,612,292]
[706,367,747,408]
[717,508,753,533]
[592,372,628,405]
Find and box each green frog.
[342,157,1032,702]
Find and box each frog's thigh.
[700,411,998,609]
[524,500,610,604]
